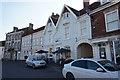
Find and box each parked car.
[61,59,74,67]
[62,58,120,80]
[25,56,46,69]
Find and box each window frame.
[79,20,88,36]
[104,9,119,32]
[87,60,100,70]
[71,60,87,69]
[64,26,70,40]
[63,12,69,19]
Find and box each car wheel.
[66,72,75,80]
[32,64,36,69]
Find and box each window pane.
[72,60,87,69]
[87,61,100,70]
[107,20,118,31]
[81,28,87,35]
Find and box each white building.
[52,4,93,62]
[43,13,59,59]
[32,26,45,54]
[0,41,5,60]
[21,26,45,60]
[20,24,34,60]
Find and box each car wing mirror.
[96,68,104,72]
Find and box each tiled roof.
[33,26,45,33]
[79,2,101,16]
[8,27,29,34]
[66,2,101,17]
[0,41,5,46]
[66,5,80,17]
[51,14,59,25]
[22,28,34,37]
[51,17,59,25]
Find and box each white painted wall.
[21,34,32,60]
[32,30,44,54]
[0,47,4,60]
[54,11,78,60]
[44,18,56,58]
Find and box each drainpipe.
[113,41,116,64]
[31,33,33,55]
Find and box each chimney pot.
[13,26,18,31]
[83,0,89,8]
[29,23,33,29]
[52,12,54,15]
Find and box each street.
[2,60,65,80]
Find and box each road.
[2,60,65,80]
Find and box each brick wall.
[91,3,120,39]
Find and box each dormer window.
[48,22,52,27]
[63,12,69,19]
[100,0,112,5]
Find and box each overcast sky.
[0,0,97,41]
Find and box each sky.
[0,0,97,41]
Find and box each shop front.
[92,38,120,65]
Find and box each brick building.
[91,0,120,64]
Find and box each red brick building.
[91,1,120,64]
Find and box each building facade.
[32,26,45,54]
[43,13,59,59]
[0,41,5,60]
[21,26,45,60]
[90,1,120,64]
[4,23,33,60]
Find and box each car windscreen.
[98,60,120,71]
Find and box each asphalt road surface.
[2,60,64,80]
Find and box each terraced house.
[43,13,59,60]
[4,25,31,60]
[45,0,120,63]
[20,24,45,60]
[91,0,120,64]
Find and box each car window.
[87,61,100,70]
[64,60,73,64]
[71,60,87,69]
[28,57,33,61]
[98,60,120,71]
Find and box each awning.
[36,50,48,54]
[53,48,71,54]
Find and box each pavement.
[2,60,65,80]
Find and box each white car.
[62,58,120,80]
[25,56,46,69]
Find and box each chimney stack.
[52,12,54,16]
[13,26,18,31]
[83,0,89,8]
[29,23,33,29]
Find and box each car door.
[27,57,33,66]
[86,60,110,78]
[71,60,88,78]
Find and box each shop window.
[64,46,71,59]
[114,41,120,65]
[49,48,53,57]
[98,43,106,59]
